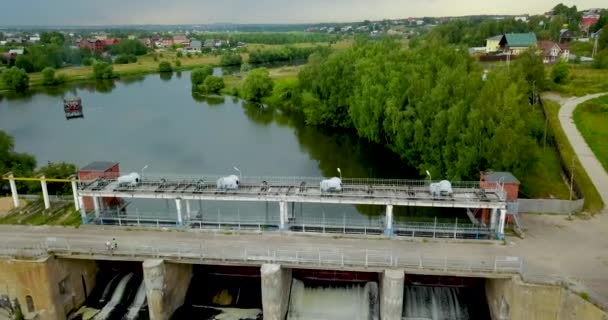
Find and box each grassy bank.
[573,94,608,173]
[0,200,81,226]
[550,65,608,97]
[543,100,605,212]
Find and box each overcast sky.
[1,0,605,26]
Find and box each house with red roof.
[77,38,120,53]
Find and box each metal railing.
[0,239,523,275]
[78,173,507,203]
[89,213,492,239]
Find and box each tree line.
[193,32,341,45]
[253,38,547,180]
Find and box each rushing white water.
[402,286,469,320]
[287,279,379,320]
[124,280,146,320]
[94,273,134,320]
[99,274,121,305]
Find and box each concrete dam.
[0,226,606,320]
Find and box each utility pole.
[543,116,548,152]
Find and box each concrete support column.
[93,196,101,218]
[175,198,183,225]
[497,208,507,240]
[261,264,292,320]
[71,177,79,211]
[279,201,289,230]
[6,173,20,209]
[78,196,88,223]
[39,175,50,210]
[381,269,404,320]
[490,208,497,232]
[385,204,394,236]
[185,200,191,221]
[143,259,192,320]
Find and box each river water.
[0,70,429,221]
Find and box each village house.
[184,40,202,53]
[580,13,600,34]
[172,35,189,46]
[538,40,570,63]
[485,33,537,55]
[77,38,120,53]
[485,35,503,53]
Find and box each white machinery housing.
[430,180,453,197]
[217,175,240,190]
[117,172,141,187]
[320,177,342,192]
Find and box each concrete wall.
[143,259,192,320]
[261,264,292,320]
[380,269,404,320]
[518,199,584,214]
[0,257,97,320]
[486,276,608,320]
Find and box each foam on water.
[402,286,469,320]
[287,279,379,320]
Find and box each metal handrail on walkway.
[0,240,524,275]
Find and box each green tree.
[220,53,243,66]
[199,75,225,94]
[41,67,56,85]
[158,61,173,72]
[33,162,77,195]
[15,55,34,73]
[114,54,130,64]
[92,62,115,79]
[40,31,65,45]
[175,60,181,68]
[551,60,570,84]
[190,66,213,86]
[108,39,148,56]
[241,68,274,102]
[0,130,36,194]
[1,67,29,91]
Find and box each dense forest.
[266,38,545,180]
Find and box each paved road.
[544,92,608,204]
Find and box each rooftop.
[481,171,520,184]
[486,35,503,41]
[80,161,118,172]
[504,33,537,47]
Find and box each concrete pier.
[143,259,192,320]
[261,264,292,320]
[380,269,404,320]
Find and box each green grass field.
[550,65,608,97]
[573,95,608,173]
[543,100,605,212]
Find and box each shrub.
[128,54,137,63]
[92,62,115,79]
[186,52,192,58]
[41,67,56,85]
[552,60,570,84]
[220,53,243,66]
[175,60,181,68]
[241,67,274,102]
[190,66,213,86]
[82,57,93,66]
[1,66,29,90]
[176,51,183,58]
[158,61,172,72]
[199,75,225,94]
[114,54,130,64]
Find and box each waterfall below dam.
[402,286,469,320]
[287,279,379,320]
